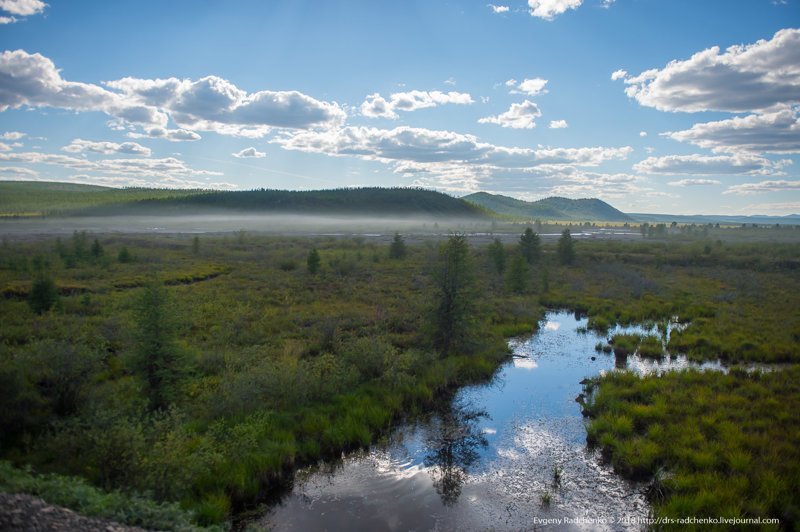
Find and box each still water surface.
[259,311,723,531]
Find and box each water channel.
[257,311,726,531]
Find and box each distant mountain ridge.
[463,192,632,222]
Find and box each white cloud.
[0,16,16,23]
[1,131,25,140]
[610,69,627,81]
[634,154,788,176]
[479,100,542,129]
[62,138,152,157]
[639,131,647,137]
[739,201,800,215]
[620,29,800,113]
[0,165,38,179]
[489,4,510,13]
[528,0,582,20]
[0,150,223,183]
[665,107,800,154]
[0,0,46,16]
[273,125,631,192]
[504,79,517,87]
[549,120,568,129]
[667,178,722,187]
[0,142,10,152]
[510,77,549,96]
[360,90,474,119]
[601,0,616,8]
[62,174,238,190]
[444,77,457,86]
[724,179,800,195]
[0,50,346,138]
[360,93,397,119]
[129,127,202,142]
[233,147,266,158]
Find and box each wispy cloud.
[724,179,800,195]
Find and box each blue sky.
[0,0,798,214]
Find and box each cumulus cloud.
[509,77,548,96]
[479,100,542,129]
[639,131,647,137]
[723,179,800,195]
[62,138,152,156]
[360,90,474,119]
[233,147,266,158]
[665,107,800,154]
[273,125,631,192]
[610,69,627,81]
[667,178,722,187]
[549,120,568,129]
[634,154,788,176]
[488,4,510,13]
[0,0,46,16]
[619,28,800,113]
[0,16,16,23]
[528,0,582,20]
[0,50,346,139]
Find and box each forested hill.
[0,182,486,218]
[463,192,632,222]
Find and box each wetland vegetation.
[0,217,798,529]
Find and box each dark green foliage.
[90,238,103,258]
[519,227,541,264]
[506,252,529,294]
[192,236,200,255]
[28,274,58,314]
[307,248,321,274]
[79,187,486,218]
[117,246,133,263]
[131,281,183,411]
[388,233,407,260]
[557,229,575,265]
[487,238,505,274]
[432,234,475,356]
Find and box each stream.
[256,311,726,531]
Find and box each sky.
[0,0,798,215]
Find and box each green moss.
[584,367,800,526]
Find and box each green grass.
[0,232,540,526]
[583,368,800,528]
[0,181,203,217]
[0,460,215,530]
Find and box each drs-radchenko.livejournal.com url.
[530,516,781,527]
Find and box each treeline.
[76,187,486,218]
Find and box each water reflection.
[423,401,488,506]
[260,311,749,531]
